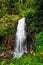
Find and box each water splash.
[14,18,27,58]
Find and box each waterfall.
[14,18,27,58]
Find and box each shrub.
[35,32,43,53]
[0,14,19,36]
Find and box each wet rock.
[0,50,13,61]
[25,20,35,52]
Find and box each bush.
[0,14,19,36]
[35,32,43,46]
[25,8,42,33]
[35,32,43,53]
[25,8,40,22]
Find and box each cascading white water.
[14,18,27,58]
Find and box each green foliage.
[0,0,43,36]
[25,0,35,8]
[0,54,43,65]
[35,32,43,54]
[0,1,43,65]
[25,8,37,21]
[35,32,43,46]
[13,2,22,14]
[0,61,6,65]
[0,14,19,36]
[34,0,43,17]
[0,32,43,65]
[0,47,9,51]
[25,8,43,32]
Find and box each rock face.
[25,20,35,52]
[0,19,35,53]
[1,35,14,50]
[13,19,35,54]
